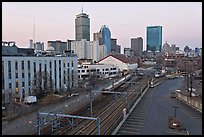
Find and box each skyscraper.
[131,37,143,56]
[75,12,90,41]
[147,26,162,52]
[100,25,111,54]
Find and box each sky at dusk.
[2,2,202,52]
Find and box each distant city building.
[162,41,171,56]
[184,45,190,53]
[71,39,107,62]
[48,40,67,53]
[29,39,34,49]
[75,12,90,41]
[147,26,162,52]
[35,41,44,51]
[171,44,177,55]
[93,32,102,44]
[131,37,143,56]
[2,54,78,101]
[2,42,34,56]
[100,25,111,54]
[111,38,121,54]
[124,48,134,57]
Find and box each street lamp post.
[173,106,179,119]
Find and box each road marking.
[121,124,143,128]
[124,121,144,125]
[122,123,144,128]
[117,129,141,134]
[165,130,187,135]
[130,116,147,120]
[120,126,142,131]
[125,121,143,124]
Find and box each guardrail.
[177,93,202,113]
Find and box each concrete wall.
[177,92,202,113]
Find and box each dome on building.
[46,46,55,51]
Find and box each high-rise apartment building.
[75,12,90,41]
[147,26,162,52]
[131,37,143,56]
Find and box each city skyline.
[2,2,202,51]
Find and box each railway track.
[31,75,151,135]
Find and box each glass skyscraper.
[100,25,111,54]
[146,26,162,52]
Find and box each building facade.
[100,25,111,54]
[2,55,78,101]
[71,39,107,62]
[131,37,143,56]
[75,12,90,41]
[78,63,119,79]
[147,26,162,52]
[48,40,67,53]
[97,54,138,72]
[124,48,134,57]
[111,38,121,54]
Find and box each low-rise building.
[97,53,138,72]
[2,49,78,101]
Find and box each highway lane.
[116,77,202,135]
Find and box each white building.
[2,54,78,101]
[71,39,107,62]
[97,54,138,72]
[78,63,119,80]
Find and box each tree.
[32,71,54,99]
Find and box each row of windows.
[2,59,76,91]
[78,68,117,73]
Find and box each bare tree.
[32,71,54,99]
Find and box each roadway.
[116,77,202,135]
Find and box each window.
[50,61,52,69]
[39,63,42,72]
[82,70,85,73]
[8,61,11,79]
[22,81,25,87]
[22,72,24,78]
[21,61,24,70]
[16,72,18,78]
[9,83,12,89]
[34,61,36,73]
[28,61,30,70]
[15,61,18,70]
[2,61,4,89]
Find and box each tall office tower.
[147,26,162,52]
[100,25,111,54]
[75,12,90,41]
[131,37,143,56]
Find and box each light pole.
[173,106,179,119]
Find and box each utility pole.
[173,106,179,119]
[190,73,193,97]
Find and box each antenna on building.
[33,17,35,44]
[82,5,83,13]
